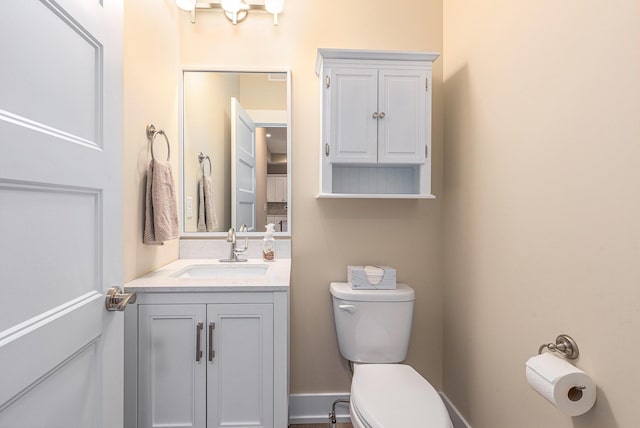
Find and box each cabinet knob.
[372,112,378,119]
[379,112,385,118]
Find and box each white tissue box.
[348,265,397,290]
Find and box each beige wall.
[443,1,640,427]
[123,0,181,280]
[179,0,444,393]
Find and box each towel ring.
[146,124,170,162]
[198,152,212,177]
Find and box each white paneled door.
[0,0,124,427]
[231,98,257,232]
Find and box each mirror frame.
[179,66,292,238]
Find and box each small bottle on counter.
[263,223,276,262]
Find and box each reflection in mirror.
[181,70,289,236]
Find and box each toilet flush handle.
[338,304,357,314]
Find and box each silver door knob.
[372,112,378,118]
[105,286,137,311]
[379,112,385,118]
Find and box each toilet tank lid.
[330,282,415,302]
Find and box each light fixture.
[178,0,284,26]
[176,0,196,11]
[264,0,283,25]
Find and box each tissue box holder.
[348,265,397,290]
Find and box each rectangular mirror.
[180,68,291,237]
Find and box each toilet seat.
[350,364,453,428]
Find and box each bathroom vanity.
[123,259,290,428]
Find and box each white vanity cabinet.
[125,289,288,428]
[316,49,439,198]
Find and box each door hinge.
[325,143,330,157]
[425,145,429,158]
[325,75,330,88]
[425,77,429,91]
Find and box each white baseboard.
[440,392,472,428]
[289,393,351,424]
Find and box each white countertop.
[124,258,291,293]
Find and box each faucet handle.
[226,227,235,243]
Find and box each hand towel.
[197,176,218,232]
[143,160,179,245]
[197,178,206,232]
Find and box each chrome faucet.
[219,225,248,262]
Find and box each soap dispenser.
[263,223,276,262]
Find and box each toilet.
[330,282,453,428]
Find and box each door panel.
[231,98,257,231]
[207,304,274,428]
[0,184,99,332]
[0,0,123,426]
[138,305,206,428]
[378,69,427,164]
[0,0,103,145]
[330,67,378,164]
[0,337,100,428]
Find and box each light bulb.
[265,0,284,14]
[176,0,196,11]
[221,0,241,13]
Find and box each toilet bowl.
[330,282,452,428]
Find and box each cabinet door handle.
[372,112,378,119]
[195,322,203,362]
[208,322,216,361]
[379,112,385,118]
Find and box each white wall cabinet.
[316,49,439,198]
[125,291,287,428]
[266,174,287,202]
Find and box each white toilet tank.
[330,282,415,363]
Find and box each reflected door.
[231,98,257,231]
[0,0,123,426]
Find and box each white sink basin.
[171,263,270,279]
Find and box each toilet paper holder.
[538,334,579,360]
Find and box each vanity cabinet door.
[206,303,274,428]
[138,305,207,428]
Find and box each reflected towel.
[197,176,218,232]
[143,160,179,245]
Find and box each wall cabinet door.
[329,67,378,164]
[275,176,287,202]
[207,304,274,428]
[329,67,427,165]
[267,175,287,202]
[266,176,276,201]
[377,68,428,164]
[138,305,207,428]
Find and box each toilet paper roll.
[525,353,596,416]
